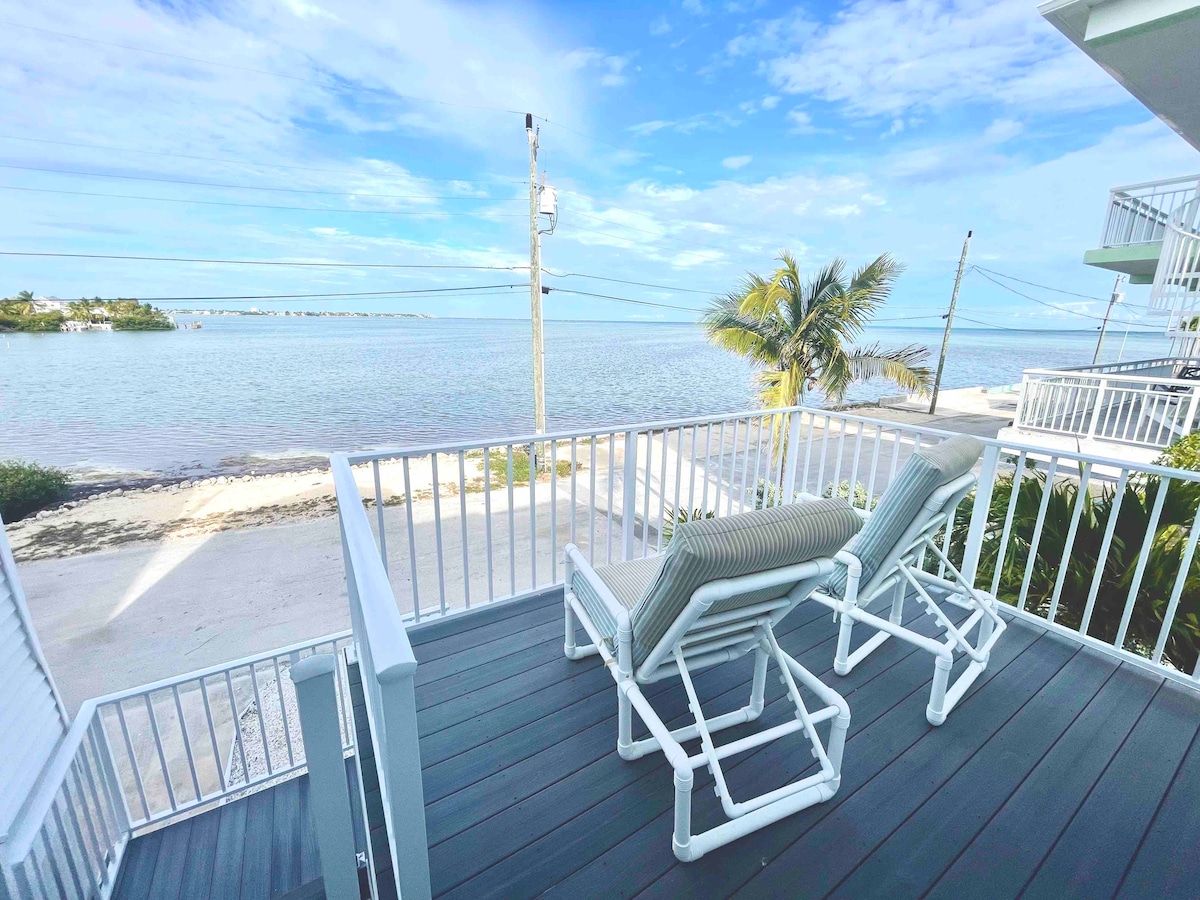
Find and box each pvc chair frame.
[563,544,852,862]
[809,472,1007,726]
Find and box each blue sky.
[1,0,1198,329]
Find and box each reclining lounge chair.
[563,499,862,861]
[810,433,1007,726]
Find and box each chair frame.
[809,471,1007,726]
[563,543,854,862]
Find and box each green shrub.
[1157,434,1200,472]
[488,450,573,486]
[0,461,70,522]
[661,506,717,545]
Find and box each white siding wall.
[0,520,67,844]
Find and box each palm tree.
[703,253,932,407]
[68,300,95,324]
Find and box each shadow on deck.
[119,587,1200,898]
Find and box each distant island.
[174,308,434,318]
[1,291,175,332]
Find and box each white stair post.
[290,654,360,900]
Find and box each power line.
[970,266,1150,325]
[118,283,529,302]
[970,264,1110,303]
[0,163,521,202]
[0,185,527,218]
[0,134,527,186]
[3,21,531,117]
[541,268,716,295]
[0,250,526,271]
[545,287,707,312]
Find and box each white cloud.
[983,118,1024,144]
[825,204,862,218]
[760,95,780,110]
[627,111,738,136]
[740,0,1128,119]
[682,0,708,15]
[650,15,671,35]
[786,109,817,134]
[672,249,724,267]
[722,155,753,170]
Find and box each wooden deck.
[118,587,1200,898]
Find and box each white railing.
[1059,356,1200,378]
[1151,195,1200,316]
[333,404,1200,688]
[1101,175,1200,248]
[332,454,431,900]
[1013,369,1200,449]
[1,633,353,900]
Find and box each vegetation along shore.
[1,290,175,331]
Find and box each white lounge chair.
[563,499,863,861]
[810,434,1007,726]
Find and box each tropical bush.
[661,506,717,545]
[945,457,1200,673]
[0,461,70,522]
[488,450,573,486]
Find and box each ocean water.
[0,316,1165,477]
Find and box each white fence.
[1101,175,1200,248]
[1,633,354,900]
[1013,369,1200,449]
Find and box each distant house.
[30,296,68,314]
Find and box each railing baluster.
[372,460,388,576]
[687,424,699,512]
[589,437,597,564]
[715,420,727,515]
[401,457,421,622]
[1153,501,1200,665]
[800,412,815,497]
[1081,469,1130,636]
[551,439,559,581]
[831,417,847,496]
[606,434,616,564]
[507,446,517,594]
[1047,462,1093,624]
[199,677,227,793]
[701,423,712,513]
[144,693,177,809]
[866,424,882,506]
[225,670,249,787]
[52,779,87,898]
[570,437,578,550]
[248,664,271,777]
[483,447,494,603]
[171,684,203,801]
[658,429,670,551]
[459,451,471,608]
[530,440,537,589]
[1116,476,1170,649]
[642,430,654,556]
[816,414,830,496]
[1017,458,1059,612]
[271,660,296,768]
[114,701,149,822]
[430,453,447,615]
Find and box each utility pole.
[929,230,971,415]
[526,114,546,464]
[1092,273,1125,364]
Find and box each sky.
[1,0,1198,329]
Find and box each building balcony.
[6,406,1200,898]
[1082,176,1200,283]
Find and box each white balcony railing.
[338,405,1200,688]
[1151,196,1200,320]
[1012,369,1200,449]
[1101,175,1200,249]
[1,633,353,899]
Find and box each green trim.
[1086,4,1200,48]
[1130,274,1154,285]
[1083,242,1162,277]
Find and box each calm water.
[0,316,1164,477]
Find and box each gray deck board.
[116,589,1200,899]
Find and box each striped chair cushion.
[825,433,984,598]
[629,498,862,667]
[570,554,663,654]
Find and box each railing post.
[1012,375,1029,426]
[621,429,638,561]
[378,665,432,900]
[290,655,361,900]
[961,444,1001,591]
[1086,378,1107,439]
[1186,387,1200,437]
[780,411,804,503]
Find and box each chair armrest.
[834,549,863,605]
[564,544,631,629]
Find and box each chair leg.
[926,654,953,726]
[563,593,577,659]
[617,680,635,759]
[834,604,855,676]
[749,648,769,717]
[889,580,905,624]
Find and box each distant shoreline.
[172,309,433,318]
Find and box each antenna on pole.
[929,229,972,415]
[1093,273,1125,364]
